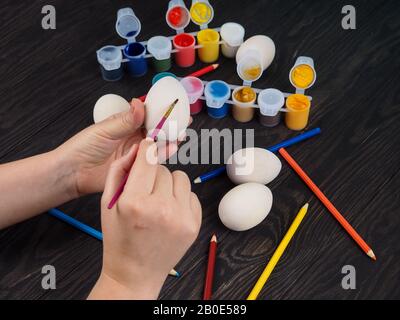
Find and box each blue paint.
[204,80,231,119]
[97,45,123,81]
[100,65,123,82]
[124,42,148,77]
[126,30,138,37]
[152,72,177,85]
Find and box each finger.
[153,165,173,196]
[95,99,145,140]
[102,145,139,203]
[157,142,179,164]
[190,192,202,227]
[125,138,158,194]
[172,170,191,207]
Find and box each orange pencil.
[138,64,219,101]
[203,234,218,300]
[279,148,376,260]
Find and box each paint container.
[115,8,141,43]
[285,94,311,131]
[147,36,172,72]
[96,46,123,81]
[152,72,177,85]
[237,50,263,86]
[180,76,205,115]
[173,33,196,67]
[258,89,285,127]
[220,22,245,58]
[197,29,220,63]
[289,56,316,94]
[166,0,191,34]
[231,87,256,123]
[124,42,148,77]
[204,80,231,119]
[190,0,214,30]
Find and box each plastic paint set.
[96,0,317,131]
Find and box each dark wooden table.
[0,0,399,300]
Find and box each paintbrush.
[107,98,179,209]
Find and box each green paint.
[152,57,172,72]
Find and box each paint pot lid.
[166,0,191,31]
[180,77,205,104]
[147,36,172,60]
[115,8,141,43]
[220,22,245,47]
[96,46,123,71]
[258,89,285,116]
[204,80,231,108]
[152,72,177,85]
[236,50,263,83]
[190,0,214,27]
[289,56,317,90]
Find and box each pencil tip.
[213,63,219,69]
[211,234,217,242]
[367,250,376,261]
[175,271,181,277]
[303,203,309,210]
[193,177,201,184]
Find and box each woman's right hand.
[88,138,202,300]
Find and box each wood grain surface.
[0,0,399,300]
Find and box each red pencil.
[138,64,219,102]
[203,234,218,300]
[279,148,376,260]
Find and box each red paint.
[190,100,204,115]
[173,33,196,68]
[167,7,184,27]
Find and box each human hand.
[88,139,202,300]
[55,99,182,197]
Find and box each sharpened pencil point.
[211,234,217,243]
[193,177,201,184]
[212,63,219,69]
[367,250,376,261]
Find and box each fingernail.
[145,137,155,142]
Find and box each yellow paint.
[285,94,311,131]
[197,29,220,63]
[232,86,256,123]
[234,87,256,103]
[190,2,212,25]
[291,64,314,89]
[242,65,262,81]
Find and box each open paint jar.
[166,0,191,33]
[190,0,214,29]
[152,72,177,85]
[231,87,256,123]
[173,33,196,67]
[124,42,148,77]
[197,29,220,63]
[115,8,141,43]
[289,57,316,94]
[220,22,245,58]
[237,50,263,86]
[96,45,123,81]
[258,89,285,127]
[285,94,311,131]
[204,80,231,119]
[180,76,205,115]
[147,36,172,72]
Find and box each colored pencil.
[203,234,218,300]
[278,148,376,260]
[247,203,309,300]
[48,208,180,277]
[138,64,219,101]
[107,99,179,210]
[193,128,322,184]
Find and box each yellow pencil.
[247,203,309,300]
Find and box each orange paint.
[285,94,311,131]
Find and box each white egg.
[218,183,273,232]
[145,76,190,141]
[226,148,282,185]
[93,94,130,123]
[236,35,276,70]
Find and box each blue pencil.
[47,208,180,277]
[193,128,321,184]
[48,208,103,241]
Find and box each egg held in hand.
[93,94,131,123]
[144,76,190,142]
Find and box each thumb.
[95,99,145,140]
